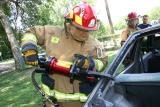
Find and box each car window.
[115,34,160,76]
[114,42,137,75]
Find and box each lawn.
[106,50,118,64]
[0,69,43,107]
[0,50,117,107]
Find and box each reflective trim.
[41,84,88,102]
[23,50,37,56]
[56,60,72,69]
[83,59,89,69]
[26,61,38,65]
[75,15,82,25]
[94,59,104,72]
[79,93,88,102]
[51,36,59,44]
[69,10,74,18]
[22,33,37,43]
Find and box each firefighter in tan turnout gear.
[121,12,139,46]
[120,12,139,67]
[21,2,108,107]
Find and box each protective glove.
[21,43,38,65]
[73,54,96,71]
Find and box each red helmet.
[65,2,97,31]
[127,12,138,20]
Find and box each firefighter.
[120,12,139,67]
[121,12,139,46]
[21,2,108,107]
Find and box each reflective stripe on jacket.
[41,84,87,102]
[21,25,108,95]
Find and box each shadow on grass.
[0,70,43,107]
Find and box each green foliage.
[1,3,11,17]
[91,21,110,38]
[0,0,42,60]
[148,7,160,20]
[0,23,13,60]
[35,0,65,26]
[114,17,126,30]
[0,3,13,59]
[32,0,95,26]
[19,0,42,29]
[0,0,104,60]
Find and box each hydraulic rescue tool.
[31,55,113,107]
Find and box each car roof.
[128,24,160,42]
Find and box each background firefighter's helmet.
[65,2,97,31]
[126,12,139,28]
[127,12,138,20]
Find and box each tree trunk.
[104,0,114,34]
[0,7,25,71]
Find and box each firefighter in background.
[120,12,139,67]
[21,2,108,107]
[121,12,139,46]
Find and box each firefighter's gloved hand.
[74,54,96,71]
[22,43,38,65]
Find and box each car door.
[84,25,160,107]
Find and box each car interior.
[101,34,160,107]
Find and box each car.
[84,24,160,107]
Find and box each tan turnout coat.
[22,25,108,107]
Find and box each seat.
[148,53,160,72]
[147,35,160,72]
[115,73,160,107]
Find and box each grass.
[106,50,118,64]
[0,70,43,107]
[0,50,117,107]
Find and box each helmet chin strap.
[69,31,86,47]
[127,20,139,29]
[129,25,137,29]
[129,23,139,29]
[64,18,69,38]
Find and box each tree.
[0,23,13,59]
[0,1,25,70]
[91,21,110,39]
[104,0,114,34]
[0,0,107,69]
[114,17,126,30]
[148,7,160,20]
[0,1,13,60]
